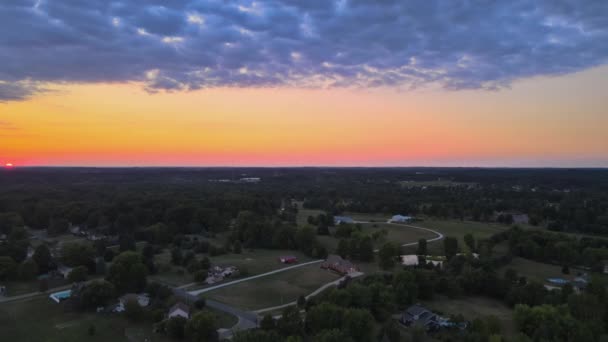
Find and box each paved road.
[254,271,365,314]
[186,259,324,296]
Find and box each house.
[400,304,439,331]
[56,265,73,279]
[279,256,298,264]
[168,302,190,319]
[389,215,413,223]
[321,255,358,275]
[114,293,150,312]
[334,216,355,225]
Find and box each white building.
[168,302,190,319]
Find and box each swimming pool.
[49,289,72,303]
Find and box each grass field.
[498,257,580,284]
[319,222,436,252]
[153,248,317,288]
[0,297,170,342]
[209,249,315,276]
[406,219,508,254]
[423,296,516,337]
[204,263,340,310]
[0,294,237,342]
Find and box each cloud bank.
[1,0,607,100]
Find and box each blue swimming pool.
[49,289,72,303]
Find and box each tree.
[88,324,96,336]
[305,302,345,334]
[296,226,317,256]
[233,240,242,254]
[337,239,350,258]
[0,256,17,280]
[378,243,397,270]
[443,236,459,259]
[297,295,306,308]
[358,237,374,262]
[416,239,427,255]
[277,306,303,336]
[393,271,417,307]
[33,244,52,273]
[166,316,187,339]
[106,251,147,293]
[80,280,116,309]
[68,265,88,283]
[194,298,206,310]
[313,329,353,342]
[48,217,69,236]
[125,298,144,321]
[185,311,218,342]
[62,243,95,267]
[18,259,38,281]
[260,314,276,330]
[194,270,207,283]
[343,308,375,342]
[464,233,475,252]
[171,247,183,265]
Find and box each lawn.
[319,222,436,252]
[204,263,341,310]
[210,249,315,276]
[153,248,316,288]
[498,257,581,284]
[0,297,171,342]
[404,219,508,254]
[422,296,516,338]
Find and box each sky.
[1,0,607,167]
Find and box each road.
[254,271,364,314]
[185,259,324,296]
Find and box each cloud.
[0,81,47,102]
[0,0,607,100]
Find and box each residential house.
[168,302,190,319]
[400,255,443,268]
[389,215,413,223]
[400,304,439,331]
[321,255,358,275]
[334,216,355,225]
[114,293,150,312]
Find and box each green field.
[0,294,237,342]
[407,219,508,254]
[0,297,169,342]
[153,248,316,288]
[319,222,436,252]
[204,263,340,310]
[423,296,516,337]
[498,257,579,284]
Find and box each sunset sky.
[1,1,607,167]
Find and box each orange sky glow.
[1,66,607,167]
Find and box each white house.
[168,302,190,319]
[389,215,413,223]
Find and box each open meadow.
[203,263,341,310]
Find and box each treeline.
[490,227,608,271]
